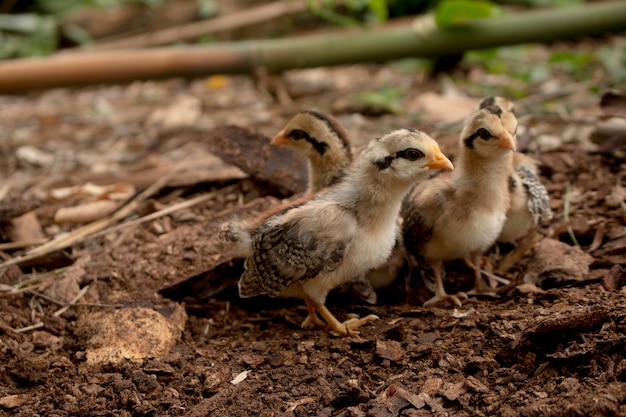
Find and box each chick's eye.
[477,128,492,140]
[402,148,425,161]
[289,129,307,140]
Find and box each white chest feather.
[299,220,397,303]
[428,210,506,260]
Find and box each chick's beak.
[427,150,454,171]
[497,133,516,151]
[270,131,289,146]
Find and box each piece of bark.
[602,264,624,291]
[522,238,593,288]
[519,305,611,348]
[7,211,45,243]
[375,340,404,362]
[0,195,41,222]
[156,126,308,196]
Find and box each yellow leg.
[306,299,378,337]
[301,297,328,330]
[423,261,467,307]
[464,255,499,296]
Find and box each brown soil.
[1,60,625,417]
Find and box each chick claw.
[336,314,380,337]
[423,291,468,308]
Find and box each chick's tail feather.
[238,269,266,298]
[218,221,253,256]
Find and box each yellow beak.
[270,131,289,146]
[427,150,454,171]
[497,133,516,151]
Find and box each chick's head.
[270,110,351,160]
[461,105,517,158]
[476,96,515,113]
[367,128,453,181]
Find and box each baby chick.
[402,105,517,307]
[271,109,353,195]
[270,109,380,303]
[228,129,453,335]
[475,97,553,243]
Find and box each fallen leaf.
[54,200,120,224]
[0,394,29,409]
[375,340,404,362]
[230,370,250,385]
[522,239,593,288]
[44,255,90,303]
[443,381,466,401]
[602,264,624,291]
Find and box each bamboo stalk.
[0,1,625,93]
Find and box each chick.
[228,129,453,335]
[402,105,517,307]
[271,109,352,195]
[270,109,379,303]
[475,97,553,243]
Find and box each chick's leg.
[308,299,378,337]
[423,261,467,307]
[465,254,501,295]
[301,297,328,330]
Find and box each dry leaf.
[605,184,626,208]
[411,91,476,122]
[230,370,250,385]
[0,394,30,409]
[54,200,120,224]
[8,211,45,242]
[15,145,54,166]
[49,182,135,202]
[44,255,90,303]
[375,340,404,362]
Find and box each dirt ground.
[1,44,626,416]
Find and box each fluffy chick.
[271,109,380,303]
[271,109,352,195]
[476,97,553,243]
[402,105,517,307]
[229,129,453,335]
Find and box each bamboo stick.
[0,1,624,93]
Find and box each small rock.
[76,303,187,367]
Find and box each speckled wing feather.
[238,212,349,298]
[516,164,553,223]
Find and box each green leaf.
[435,0,503,28]
[353,85,404,114]
[367,0,389,23]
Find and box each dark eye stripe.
[288,129,329,155]
[477,128,492,140]
[374,147,424,169]
[302,110,351,152]
[396,148,425,161]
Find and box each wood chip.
[0,394,29,409]
[375,340,404,362]
[602,264,624,291]
[156,125,308,196]
[443,381,466,401]
[522,238,593,288]
[230,370,250,385]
